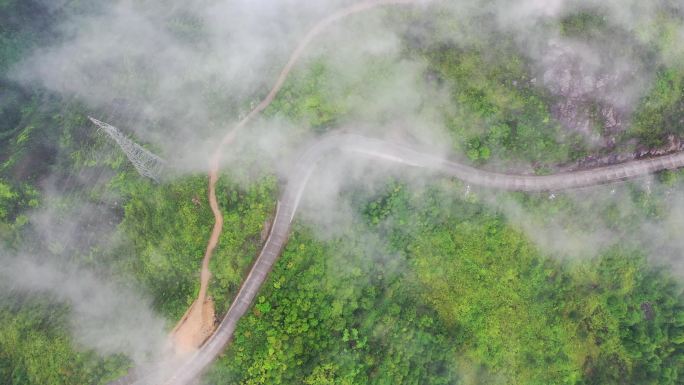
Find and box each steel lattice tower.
[89,117,166,182]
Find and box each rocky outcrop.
[540,45,631,149]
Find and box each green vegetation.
[571,251,684,384]
[113,174,277,319]
[2,2,684,385]
[629,69,684,147]
[560,11,608,38]
[0,296,127,385]
[205,228,460,385]
[267,60,347,132]
[409,38,586,167]
[0,0,51,72]
[202,181,684,384]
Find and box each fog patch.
[0,253,168,365]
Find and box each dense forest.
[2,1,684,384]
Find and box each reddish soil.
[170,297,216,355]
[168,0,421,354]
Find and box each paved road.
[197,0,424,347]
[95,1,684,384]
[119,133,684,385]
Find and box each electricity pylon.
[89,117,166,182]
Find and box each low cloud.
[5,0,684,377]
[0,253,168,365]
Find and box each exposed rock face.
[538,42,684,173]
[636,134,682,158]
[529,34,684,172]
[540,43,631,149]
[558,134,684,173]
[641,302,655,321]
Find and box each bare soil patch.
[170,296,216,355]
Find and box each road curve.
[198,0,426,327]
[128,133,684,385]
[104,0,684,383]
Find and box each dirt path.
[112,0,684,384]
[111,131,684,385]
[108,1,684,384]
[170,0,423,353]
[169,297,215,355]
[161,133,684,385]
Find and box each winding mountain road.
[119,133,684,385]
[104,1,684,384]
[165,0,429,358]
[197,0,426,330]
